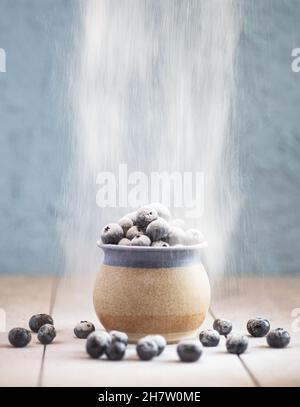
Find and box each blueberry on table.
[136,206,158,228]
[213,318,233,336]
[146,217,170,242]
[163,226,186,246]
[177,341,203,362]
[185,229,205,245]
[118,217,133,234]
[130,235,151,246]
[86,331,112,359]
[199,329,220,347]
[8,328,31,348]
[149,203,171,221]
[151,240,169,247]
[118,238,131,246]
[74,321,95,339]
[126,226,144,240]
[105,341,126,361]
[136,338,158,360]
[143,335,166,355]
[267,328,290,348]
[226,333,248,354]
[29,314,54,332]
[101,223,124,244]
[37,324,56,345]
[110,330,128,346]
[247,318,270,337]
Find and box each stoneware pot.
[93,243,210,343]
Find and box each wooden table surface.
[0,275,299,387]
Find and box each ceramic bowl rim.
[97,241,208,252]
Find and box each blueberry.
[101,223,124,244]
[118,238,131,246]
[86,331,112,359]
[151,241,169,247]
[136,206,158,228]
[199,329,220,347]
[247,318,270,337]
[37,324,56,345]
[136,338,158,360]
[267,328,290,348]
[149,203,171,221]
[177,341,203,362]
[124,211,138,225]
[126,226,144,240]
[226,333,248,354]
[146,217,169,242]
[118,217,133,234]
[74,321,95,339]
[213,319,232,336]
[185,229,205,245]
[169,218,187,230]
[143,335,166,355]
[110,330,128,346]
[163,226,186,246]
[29,314,54,333]
[130,235,151,246]
[8,328,31,348]
[105,341,126,360]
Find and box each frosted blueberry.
[163,226,186,246]
[101,223,124,244]
[126,226,144,240]
[86,331,112,359]
[143,335,166,355]
[199,329,220,347]
[177,341,203,362]
[130,235,151,246]
[136,206,158,228]
[118,217,133,235]
[247,318,270,337]
[118,238,131,246]
[105,341,126,360]
[37,324,56,345]
[29,314,54,333]
[8,328,31,348]
[226,333,248,354]
[151,241,169,247]
[185,229,205,245]
[213,319,232,336]
[149,203,171,221]
[124,211,138,225]
[74,321,95,339]
[267,328,290,348]
[136,338,158,360]
[146,217,170,242]
[169,218,187,230]
[110,330,128,346]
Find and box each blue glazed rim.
[97,241,207,269]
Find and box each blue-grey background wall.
[0,0,299,275]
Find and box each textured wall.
[0,0,299,275]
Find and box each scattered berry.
[126,226,144,240]
[110,330,128,346]
[136,206,158,228]
[247,318,270,337]
[143,334,166,355]
[86,331,112,359]
[226,333,248,354]
[118,217,133,234]
[146,217,169,242]
[267,328,290,348]
[151,241,169,247]
[105,341,126,360]
[8,328,31,348]
[37,324,56,345]
[74,321,95,339]
[163,226,186,246]
[118,238,131,246]
[130,235,151,246]
[136,338,158,360]
[199,329,220,347]
[213,319,232,336]
[169,218,187,230]
[185,229,205,245]
[149,203,171,221]
[177,341,203,362]
[29,314,54,333]
[101,223,124,244]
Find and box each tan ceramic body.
[93,260,211,343]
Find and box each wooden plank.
[42,275,253,387]
[0,277,52,387]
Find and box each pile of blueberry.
[8,314,56,347]
[100,203,205,247]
